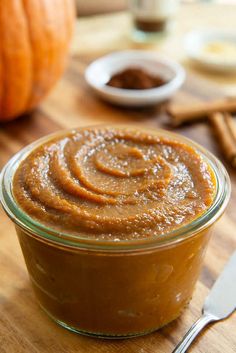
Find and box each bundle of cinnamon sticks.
[167,97,236,168]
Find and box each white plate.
[185,30,236,73]
[85,50,185,107]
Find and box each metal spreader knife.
[173,251,236,353]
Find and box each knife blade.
[203,250,236,319]
[173,251,236,353]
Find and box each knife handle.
[172,313,217,353]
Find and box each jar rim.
[0,125,231,252]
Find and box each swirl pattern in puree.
[13,126,216,240]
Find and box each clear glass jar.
[0,128,230,338]
[130,0,180,42]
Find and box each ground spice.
[134,18,167,33]
[106,67,166,90]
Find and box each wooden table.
[1,3,236,353]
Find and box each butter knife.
[173,251,236,353]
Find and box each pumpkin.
[0,0,75,121]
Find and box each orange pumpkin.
[0,0,75,121]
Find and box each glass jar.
[130,0,180,42]
[0,128,230,338]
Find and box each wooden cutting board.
[1,5,236,353]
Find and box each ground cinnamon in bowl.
[106,67,166,90]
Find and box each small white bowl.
[85,50,185,107]
[185,30,236,73]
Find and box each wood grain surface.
[0,3,236,353]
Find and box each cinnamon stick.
[209,112,236,167]
[167,97,236,126]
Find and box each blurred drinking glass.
[130,0,179,41]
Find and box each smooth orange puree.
[13,126,216,240]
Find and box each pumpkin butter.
[13,126,215,240]
[6,125,224,337]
